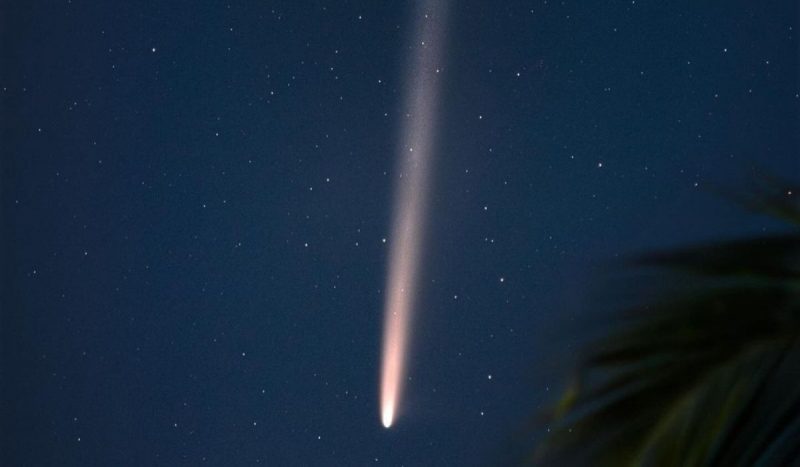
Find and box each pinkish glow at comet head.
[380,0,449,429]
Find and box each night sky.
[2,1,798,466]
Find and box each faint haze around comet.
[379,0,450,429]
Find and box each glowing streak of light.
[380,0,449,429]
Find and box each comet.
[380,0,449,429]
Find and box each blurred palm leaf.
[534,182,800,466]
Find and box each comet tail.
[380,0,449,429]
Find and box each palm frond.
[534,184,800,467]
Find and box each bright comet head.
[381,404,394,428]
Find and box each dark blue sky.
[2,1,798,465]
